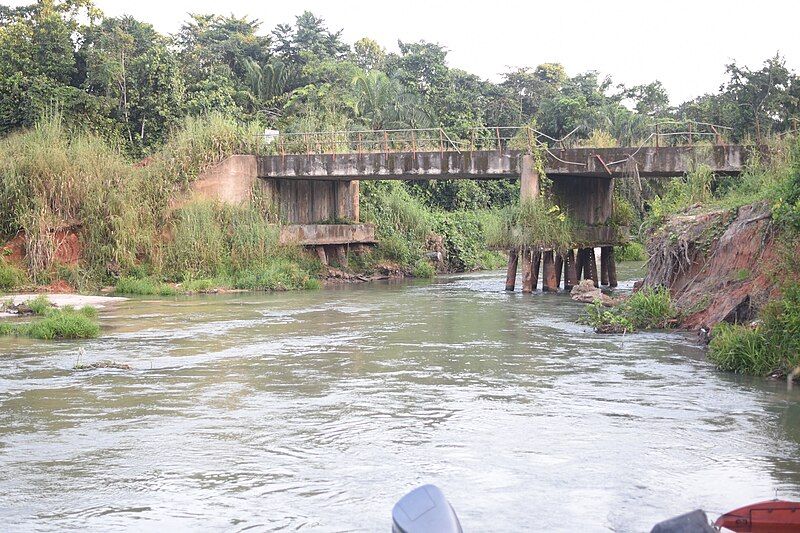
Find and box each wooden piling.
[542,251,557,291]
[600,246,610,286]
[505,248,518,291]
[585,247,599,287]
[575,247,586,280]
[607,246,618,288]
[521,247,534,293]
[532,250,542,291]
[564,249,577,290]
[554,253,563,288]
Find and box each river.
[1,263,799,532]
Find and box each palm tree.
[351,71,432,130]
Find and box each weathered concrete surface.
[279,224,376,246]
[261,178,359,224]
[192,156,360,225]
[257,146,753,180]
[192,155,258,204]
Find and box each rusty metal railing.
[251,120,735,157]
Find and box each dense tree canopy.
[0,0,798,158]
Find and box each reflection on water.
[1,262,798,532]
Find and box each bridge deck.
[257,146,750,181]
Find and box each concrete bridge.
[192,139,754,289]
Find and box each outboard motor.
[650,510,715,533]
[392,485,463,533]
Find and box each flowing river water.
[1,264,799,532]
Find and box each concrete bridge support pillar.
[521,247,533,293]
[336,180,360,222]
[520,154,540,200]
[564,250,578,290]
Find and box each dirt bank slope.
[645,202,790,330]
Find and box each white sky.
[9,0,800,104]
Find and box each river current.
[1,263,799,532]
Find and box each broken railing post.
[505,248,519,291]
[521,247,534,293]
[542,251,557,292]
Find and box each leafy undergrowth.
[582,286,679,333]
[0,296,99,339]
[708,284,800,376]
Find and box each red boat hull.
[715,500,800,532]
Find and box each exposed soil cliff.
[645,202,791,330]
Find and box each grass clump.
[0,299,100,340]
[114,276,177,296]
[233,260,319,291]
[583,286,678,333]
[24,307,100,339]
[709,284,800,376]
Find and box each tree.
[80,16,183,153]
[351,70,431,129]
[352,37,385,71]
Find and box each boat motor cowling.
[392,485,463,533]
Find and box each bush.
[411,260,435,278]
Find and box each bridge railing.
[251,120,734,156]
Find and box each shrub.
[411,260,435,278]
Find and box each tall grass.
[0,258,26,291]
[709,283,800,376]
[583,286,678,333]
[485,197,575,252]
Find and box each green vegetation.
[615,242,647,262]
[485,197,576,252]
[583,286,678,333]
[0,257,26,291]
[0,297,100,340]
[709,284,800,376]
